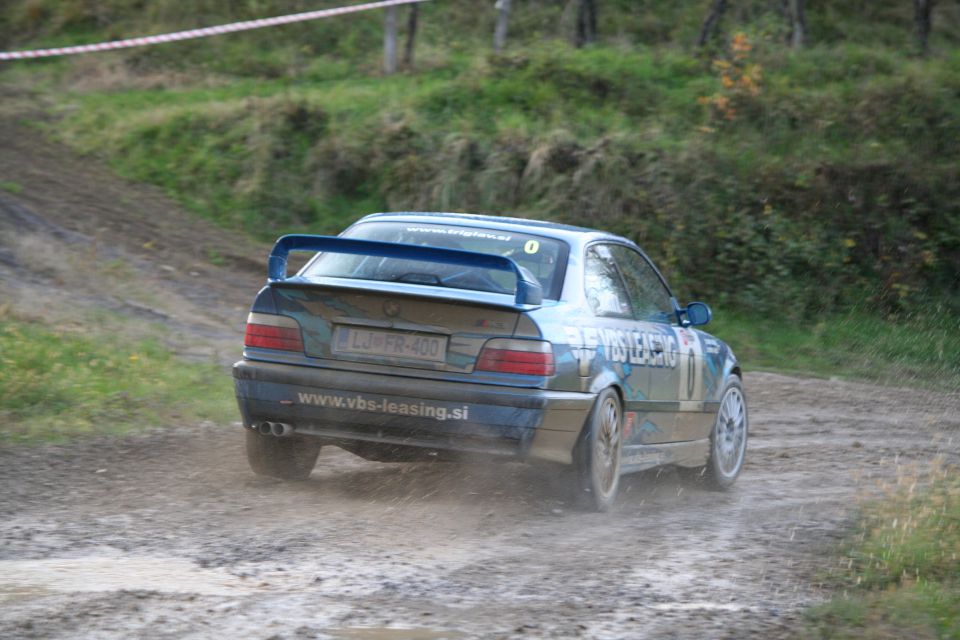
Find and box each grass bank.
[710,310,960,392]
[40,41,960,318]
[804,466,960,639]
[0,317,235,445]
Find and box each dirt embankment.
[1,115,958,639]
[0,108,265,362]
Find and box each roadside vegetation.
[804,464,960,639]
[711,310,960,392]
[41,41,960,323]
[2,1,957,321]
[0,314,234,445]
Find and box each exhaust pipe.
[254,421,294,436]
[270,422,294,437]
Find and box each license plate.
[333,327,447,362]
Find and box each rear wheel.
[575,388,623,512]
[245,429,321,480]
[679,377,748,490]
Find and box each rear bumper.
[233,360,594,464]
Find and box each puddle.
[0,556,257,600]
[328,628,461,640]
[648,602,751,612]
[0,584,56,603]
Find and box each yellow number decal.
[524,240,540,254]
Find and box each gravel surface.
[1,373,957,639]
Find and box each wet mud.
[1,372,957,639]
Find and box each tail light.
[244,313,304,352]
[476,339,555,376]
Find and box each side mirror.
[685,302,712,327]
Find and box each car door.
[606,244,691,444]
[579,245,650,412]
[579,244,677,445]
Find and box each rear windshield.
[301,221,568,300]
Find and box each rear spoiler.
[267,234,543,306]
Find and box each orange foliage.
[699,33,762,123]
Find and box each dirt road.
[1,373,957,639]
[2,115,959,639]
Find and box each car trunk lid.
[270,278,523,374]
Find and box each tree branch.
[697,0,728,48]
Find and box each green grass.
[0,180,23,194]
[0,318,235,445]
[808,584,960,639]
[804,469,960,639]
[710,310,960,391]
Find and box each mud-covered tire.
[575,388,623,512]
[679,376,748,490]
[245,430,322,480]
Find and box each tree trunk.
[788,0,806,48]
[915,0,935,55]
[383,6,398,75]
[403,4,418,69]
[696,0,728,47]
[494,0,512,53]
[575,0,597,48]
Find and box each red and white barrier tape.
[0,0,428,61]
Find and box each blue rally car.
[233,212,747,510]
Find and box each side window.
[609,245,675,324]
[584,245,632,318]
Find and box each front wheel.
[575,388,623,511]
[246,429,322,480]
[680,377,748,490]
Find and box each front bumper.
[233,360,595,464]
